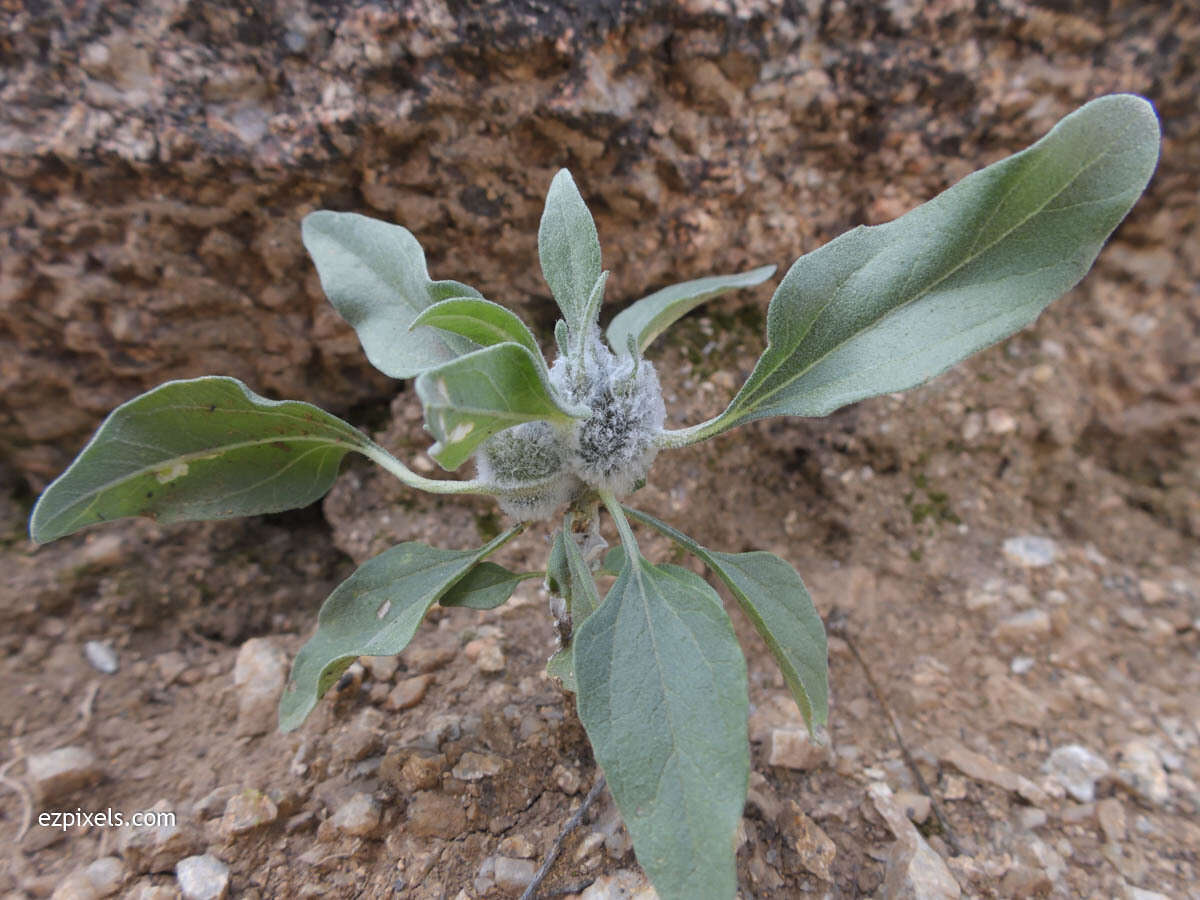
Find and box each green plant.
[29,95,1159,898]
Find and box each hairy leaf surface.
[539,169,602,336]
[606,265,776,356]
[626,507,828,731]
[695,94,1160,439]
[415,343,586,470]
[411,298,545,366]
[30,377,371,543]
[574,555,749,899]
[279,529,518,731]
[438,561,532,610]
[302,211,481,378]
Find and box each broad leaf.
[625,507,828,731]
[30,377,371,544]
[574,554,749,900]
[279,528,518,731]
[438,561,531,610]
[411,297,545,367]
[538,169,602,335]
[606,265,777,356]
[302,211,481,379]
[415,343,586,470]
[694,94,1160,439]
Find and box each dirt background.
[1,1,1197,898]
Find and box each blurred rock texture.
[2,0,1196,484]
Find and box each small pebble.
[50,856,126,900]
[330,708,383,765]
[26,746,104,803]
[117,800,200,874]
[497,834,535,859]
[465,637,506,673]
[175,854,230,900]
[1003,535,1058,568]
[986,408,1018,434]
[452,751,505,781]
[571,870,656,899]
[553,764,581,795]
[1045,744,1110,803]
[386,674,432,711]
[893,790,932,824]
[361,655,400,682]
[1097,797,1126,843]
[84,640,119,674]
[232,638,289,737]
[993,609,1052,643]
[1115,739,1169,806]
[219,790,278,838]
[493,857,536,893]
[767,727,831,770]
[328,792,382,838]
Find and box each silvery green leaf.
[625,506,828,731]
[29,377,372,544]
[302,211,481,379]
[606,265,777,356]
[410,297,546,368]
[438,561,532,610]
[279,528,519,732]
[415,343,586,471]
[538,169,602,336]
[574,553,749,900]
[689,94,1160,440]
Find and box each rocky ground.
[2,240,1198,897]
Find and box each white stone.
[1125,885,1170,900]
[1115,739,1169,806]
[1044,744,1110,803]
[329,792,381,837]
[869,783,961,899]
[572,870,658,899]
[986,408,1017,434]
[232,638,289,737]
[83,640,119,674]
[1003,535,1058,567]
[492,857,536,893]
[175,854,230,900]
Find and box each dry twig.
[827,609,964,856]
[520,774,607,900]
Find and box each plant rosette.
[29,95,1160,899]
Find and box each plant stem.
[598,490,639,560]
[364,440,564,501]
[655,418,722,449]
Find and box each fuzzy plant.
[29,95,1159,898]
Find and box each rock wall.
[2,0,1195,485]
